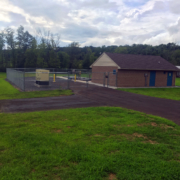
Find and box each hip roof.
[105,52,178,71]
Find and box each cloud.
[0,0,180,46]
[123,0,150,7]
[169,0,180,14]
[168,19,180,35]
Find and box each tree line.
[0,25,180,72]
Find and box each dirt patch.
[118,133,158,144]
[133,133,147,139]
[137,122,158,127]
[120,134,134,140]
[111,150,119,154]
[72,162,78,165]
[151,122,158,127]
[54,176,61,180]
[118,133,147,140]
[142,140,158,144]
[108,173,117,180]
[113,124,133,127]
[113,125,120,127]
[53,129,62,133]
[54,167,59,170]
[0,149,5,153]
[31,169,36,173]
[137,123,176,130]
[160,124,175,130]
[127,125,133,127]
[0,163,2,166]
[94,134,103,137]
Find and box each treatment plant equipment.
[35,69,50,87]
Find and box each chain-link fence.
[24,72,70,91]
[91,72,117,87]
[6,68,117,91]
[6,68,25,91]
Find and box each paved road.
[0,86,180,125]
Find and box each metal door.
[167,71,173,86]
[149,71,156,86]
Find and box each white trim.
[90,52,121,69]
[90,52,105,68]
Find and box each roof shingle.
[105,52,178,71]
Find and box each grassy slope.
[0,73,73,100]
[0,72,6,79]
[0,107,180,180]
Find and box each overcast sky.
[0,0,180,47]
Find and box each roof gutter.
[119,68,179,71]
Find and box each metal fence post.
[23,71,25,91]
[107,72,109,88]
[67,71,69,89]
[116,72,118,87]
[103,73,105,87]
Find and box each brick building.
[90,52,179,87]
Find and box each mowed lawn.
[0,72,73,100]
[176,78,180,86]
[0,107,180,180]
[118,78,180,101]
[0,72,6,79]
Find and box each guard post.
[53,74,56,82]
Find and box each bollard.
[75,74,76,82]
[53,74,56,82]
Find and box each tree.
[114,46,128,54]
[5,28,16,67]
[49,49,60,68]
[25,39,38,68]
[67,42,80,68]
[0,31,5,71]
[172,50,180,65]
[58,51,69,68]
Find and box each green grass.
[0,75,73,100]
[118,78,180,101]
[0,72,6,79]
[57,73,91,78]
[176,78,180,86]
[0,107,180,180]
[118,88,180,101]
